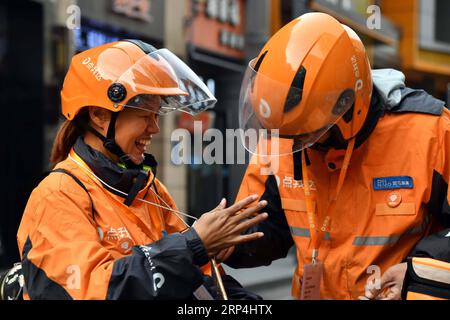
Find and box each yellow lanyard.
[301,138,355,263]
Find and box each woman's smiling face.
[114,95,161,165]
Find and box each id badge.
[300,261,323,300]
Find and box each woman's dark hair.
[50,108,90,168]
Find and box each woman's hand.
[193,195,268,258]
[215,246,235,263]
[364,263,407,300]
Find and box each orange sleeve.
[226,155,294,268]
[438,109,450,224]
[18,188,115,299]
[443,110,450,205]
[235,157,270,205]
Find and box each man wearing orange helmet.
[225,13,450,300]
[16,40,268,300]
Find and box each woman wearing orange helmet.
[226,13,450,300]
[16,40,268,300]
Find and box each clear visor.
[114,95,193,116]
[238,58,355,156]
[116,94,165,115]
[116,48,217,115]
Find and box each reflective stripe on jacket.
[230,105,450,299]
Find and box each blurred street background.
[1,0,449,299]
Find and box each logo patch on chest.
[104,226,135,254]
[373,176,413,190]
[282,175,316,190]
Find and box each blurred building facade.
[1,1,450,298]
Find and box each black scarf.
[73,137,156,199]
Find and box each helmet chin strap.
[103,113,141,170]
[317,103,356,150]
[75,112,141,169]
[74,113,152,206]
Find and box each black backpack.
[0,263,23,300]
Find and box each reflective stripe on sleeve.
[352,235,400,246]
[353,215,430,246]
[289,226,330,240]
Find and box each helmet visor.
[118,94,165,115]
[116,48,217,115]
[238,58,355,156]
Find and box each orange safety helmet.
[239,13,372,154]
[60,39,216,168]
[61,39,216,120]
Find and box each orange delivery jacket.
[16,137,222,300]
[226,84,450,299]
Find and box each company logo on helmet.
[259,99,271,119]
[82,57,102,81]
[351,55,364,92]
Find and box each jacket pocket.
[281,198,314,212]
[375,202,416,216]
